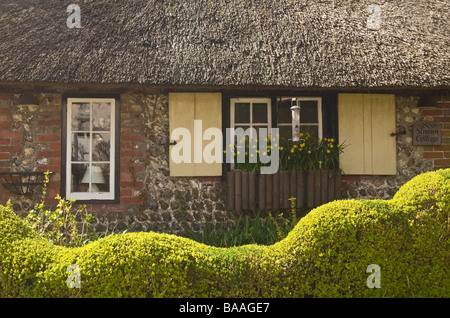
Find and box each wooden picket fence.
[227,170,341,211]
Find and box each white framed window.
[277,97,322,142]
[66,98,116,201]
[229,97,272,169]
[230,97,272,139]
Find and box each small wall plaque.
[412,122,441,145]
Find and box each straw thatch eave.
[0,0,448,88]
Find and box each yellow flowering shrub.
[0,169,448,297]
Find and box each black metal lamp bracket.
[159,141,177,146]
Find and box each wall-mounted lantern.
[290,98,301,141]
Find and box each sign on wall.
[412,122,442,145]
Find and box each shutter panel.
[338,94,396,175]
[169,92,222,177]
[370,94,397,175]
[338,94,365,174]
[169,93,195,176]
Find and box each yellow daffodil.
[308,150,311,154]
[291,148,295,153]
[279,147,284,151]
[327,150,330,153]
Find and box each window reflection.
[92,102,111,131]
[71,103,90,131]
[92,133,111,161]
[71,133,90,162]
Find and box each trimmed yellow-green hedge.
[1,169,449,297]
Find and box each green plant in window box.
[225,135,278,176]
[279,133,346,172]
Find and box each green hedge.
[1,169,449,297]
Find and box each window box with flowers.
[226,133,345,211]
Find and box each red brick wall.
[0,94,24,205]
[0,93,21,173]
[0,93,145,214]
[35,95,62,205]
[421,101,450,168]
[115,95,148,211]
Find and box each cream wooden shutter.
[169,92,222,176]
[338,93,396,175]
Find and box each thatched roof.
[0,0,448,88]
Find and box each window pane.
[300,101,318,124]
[72,102,90,131]
[277,100,292,124]
[235,103,250,123]
[92,133,111,162]
[92,102,111,131]
[279,126,292,142]
[71,163,89,193]
[91,164,110,192]
[71,133,90,162]
[72,164,110,193]
[252,103,268,123]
